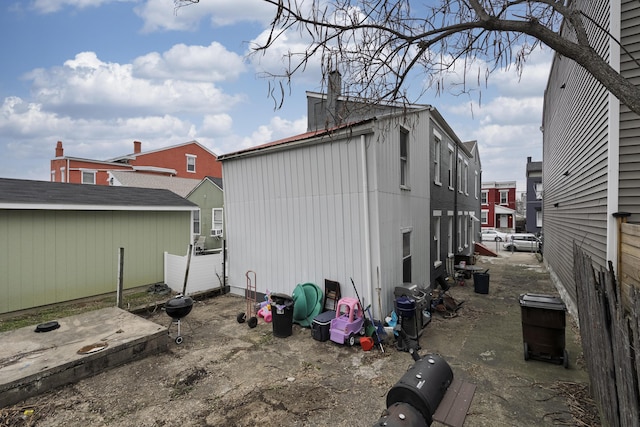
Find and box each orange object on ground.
[360,337,374,351]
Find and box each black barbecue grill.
[165,294,193,344]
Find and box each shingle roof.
[0,178,197,210]
[109,171,200,197]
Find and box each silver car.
[503,233,541,252]
[481,229,509,242]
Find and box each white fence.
[164,249,224,295]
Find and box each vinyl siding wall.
[222,112,431,318]
[542,1,611,309]
[0,210,191,314]
[619,0,640,219]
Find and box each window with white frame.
[434,131,442,185]
[402,229,412,283]
[81,170,96,184]
[400,129,409,188]
[536,210,542,227]
[211,208,224,237]
[193,209,201,235]
[481,210,488,224]
[447,146,454,190]
[61,167,66,183]
[500,190,509,204]
[464,214,469,247]
[481,190,488,205]
[447,216,453,255]
[535,182,543,199]
[474,171,478,199]
[186,154,197,173]
[464,161,469,195]
[50,170,55,181]
[457,156,463,193]
[434,214,441,265]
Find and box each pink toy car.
[329,297,365,346]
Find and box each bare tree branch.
[177,0,640,117]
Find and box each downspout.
[360,134,375,319]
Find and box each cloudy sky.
[0,0,550,191]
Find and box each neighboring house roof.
[109,171,200,197]
[0,178,197,211]
[495,205,517,215]
[526,161,542,174]
[207,176,223,190]
[107,140,218,162]
[186,176,224,198]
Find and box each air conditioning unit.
[211,229,223,237]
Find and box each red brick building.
[50,140,222,185]
[481,181,517,231]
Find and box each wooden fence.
[620,222,640,313]
[574,243,640,426]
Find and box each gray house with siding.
[525,157,542,234]
[542,0,640,314]
[0,178,197,314]
[219,81,477,319]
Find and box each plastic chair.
[323,279,341,312]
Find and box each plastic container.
[311,310,335,342]
[270,293,294,338]
[473,271,490,294]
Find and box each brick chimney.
[133,141,141,154]
[55,141,64,157]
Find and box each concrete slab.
[0,307,167,408]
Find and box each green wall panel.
[0,209,191,314]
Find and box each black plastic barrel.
[270,293,294,338]
[385,353,453,425]
[473,270,490,294]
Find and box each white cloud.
[136,0,275,33]
[201,114,233,135]
[133,42,246,82]
[30,0,124,14]
[25,51,244,117]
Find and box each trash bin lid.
[519,293,566,311]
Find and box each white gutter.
[360,134,376,319]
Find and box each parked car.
[503,233,542,252]
[481,229,510,242]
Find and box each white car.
[503,233,542,252]
[481,229,509,242]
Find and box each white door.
[499,215,508,228]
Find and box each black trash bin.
[473,270,490,294]
[519,293,568,368]
[270,293,294,338]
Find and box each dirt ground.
[1,252,599,427]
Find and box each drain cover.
[77,342,109,354]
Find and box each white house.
[218,108,437,320]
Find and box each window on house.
[500,190,508,204]
[186,155,197,173]
[81,170,96,184]
[434,216,441,265]
[535,182,543,200]
[481,210,488,224]
[212,208,224,237]
[61,167,66,183]
[536,210,542,228]
[402,230,411,283]
[457,156,463,193]
[193,209,201,235]
[447,146,454,190]
[50,170,55,182]
[464,162,469,195]
[481,190,488,204]
[400,129,409,188]
[447,216,453,255]
[474,171,478,199]
[434,132,441,185]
